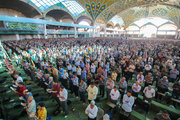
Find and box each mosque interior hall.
[0,0,180,120]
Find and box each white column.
[38,34,40,39]
[93,28,95,37]
[89,28,91,37]
[74,27,77,38]
[54,34,57,38]
[178,32,180,39]
[16,34,20,40]
[104,26,107,37]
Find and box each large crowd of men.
[2,37,180,120]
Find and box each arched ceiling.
[0,0,41,18]
[91,0,179,22]
[0,0,179,27]
[118,5,180,27]
[76,16,93,25]
[21,0,88,19]
[46,9,74,21]
[107,15,124,27]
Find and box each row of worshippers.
[3,38,180,120]
[5,38,179,85]
[8,54,179,119]
[4,59,47,120]
[5,38,179,99]
[34,62,179,107]
[19,53,180,110]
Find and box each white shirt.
[132,83,141,93]
[129,65,135,72]
[63,72,69,79]
[67,64,72,70]
[143,87,155,98]
[77,68,82,75]
[110,89,120,100]
[85,105,98,119]
[91,65,96,73]
[122,94,134,112]
[86,86,98,100]
[145,64,152,71]
[59,89,68,101]
[137,74,144,83]
[15,76,23,86]
[44,63,48,69]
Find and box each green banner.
[4,21,44,31]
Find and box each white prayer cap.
[103,114,110,120]
[91,100,95,105]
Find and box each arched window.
[79,21,90,26]
[158,24,177,30]
[140,25,157,38]
[134,17,173,27]
[158,24,177,35]
[78,20,90,32]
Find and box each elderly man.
[62,70,69,89]
[119,77,127,100]
[144,73,153,87]
[132,81,141,98]
[47,81,60,110]
[110,86,120,104]
[169,68,179,83]
[22,96,36,120]
[79,79,87,104]
[99,75,106,98]
[144,63,152,76]
[91,63,96,78]
[157,76,169,100]
[111,70,117,82]
[77,66,82,80]
[143,85,155,102]
[106,78,115,100]
[85,100,98,120]
[129,63,135,81]
[57,86,68,118]
[154,110,171,120]
[136,72,144,85]
[172,80,180,107]
[86,83,98,103]
[12,74,23,86]
[153,69,161,87]
[143,85,155,114]
[121,92,134,119]
[116,66,122,81]
[72,74,79,97]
